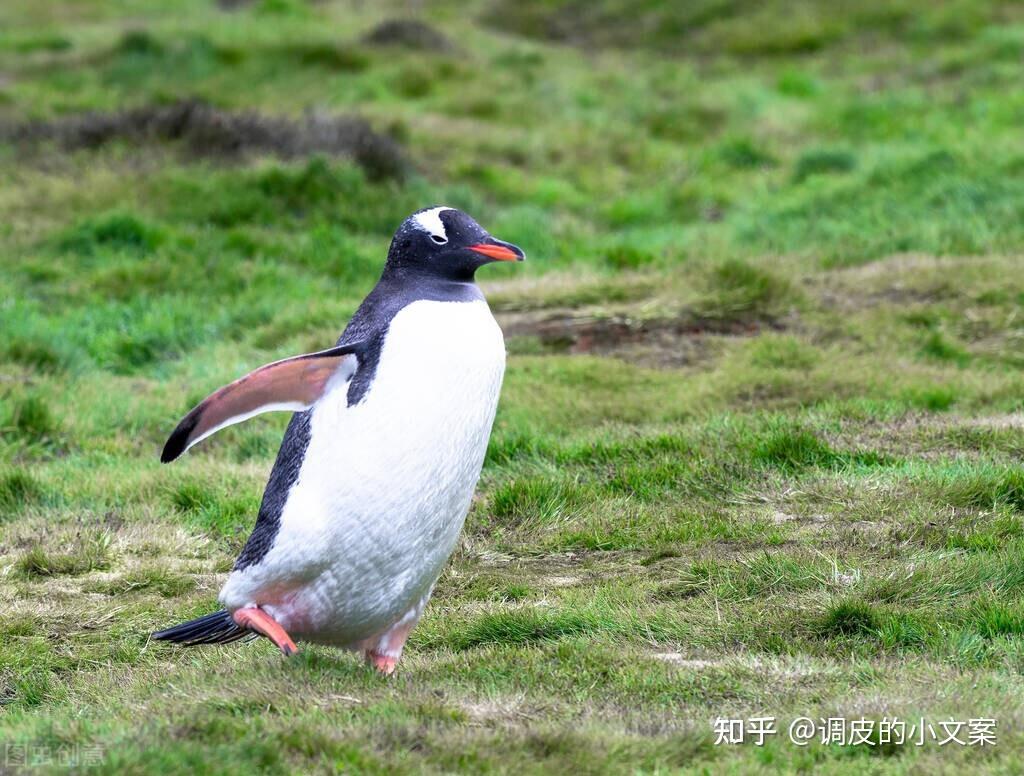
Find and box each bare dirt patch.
[470,548,645,581]
[362,20,455,52]
[0,99,407,180]
[460,697,536,725]
[650,652,830,681]
[965,413,1024,430]
[499,310,778,368]
[817,253,976,311]
[823,413,985,461]
[651,653,718,669]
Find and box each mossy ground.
[2,0,1024,773]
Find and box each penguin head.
[386,206,525,280]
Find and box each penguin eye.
[430,234,447,245]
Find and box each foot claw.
[233,607,298,656]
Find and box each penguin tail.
[151,609,251,646]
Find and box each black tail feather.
[152,609,252,646]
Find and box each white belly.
[219,299,505,644]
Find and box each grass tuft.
[3,396,60,445]
[0,469,46,516]
[489,477,586,525]
[920,331,970,366]
[444,609,602,650]
[816,599,881,638]
[696,259,795,323]
[930,465,1024,513]
[58,212,166,256]
[792,148,857,183]
[972,599,1024,638]
[751,426,838,470]
[86,566,194,598]
[15,535,112,578]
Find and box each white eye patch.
[412,206,452,245]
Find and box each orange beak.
[468,241,525,262]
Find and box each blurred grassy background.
[2,1,1024,773]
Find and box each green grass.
[2,0,1024,772]
[14,536,112,579]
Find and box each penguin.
[152,206,524,674]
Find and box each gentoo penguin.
[152,206,523,674]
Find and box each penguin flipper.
[161,343,361,463]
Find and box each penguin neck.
[337,262,486,359]
[378,262,481,298]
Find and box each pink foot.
[366,651,399,675]
[361,595,429,676]
[233,606,298,656]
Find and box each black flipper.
[152,609,252,646]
